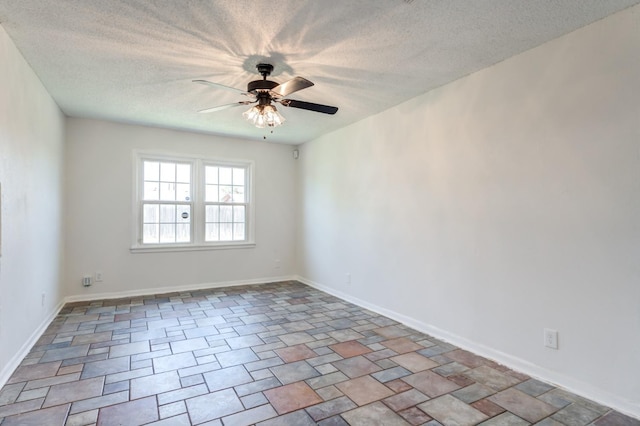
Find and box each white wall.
[64,118,297,298]
[0,26,66,383]
[297,5,640,417]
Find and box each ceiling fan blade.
[280,99,338,115]
[193,79,250,96]
[271,77,314,97]
[198,101,254,113]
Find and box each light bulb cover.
[243,104,285,128]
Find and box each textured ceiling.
[1,1,638,144]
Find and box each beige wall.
[297,6,640,416]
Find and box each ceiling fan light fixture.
[243,104,285,128]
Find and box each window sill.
[130,242,256,253]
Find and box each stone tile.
[445,349,488,368]
[222,403,278,426]
[201,364,253,392]
[515,379,555,397]
[387,378,414,393]
[551,403,601,426]
[0,398,45,418]
[398,406,433,425]
[226,334,265,349]
[42,376,103,408]
[81,356,130,379]
[418,394,489,426]
[479,412,530,425]
[148,413,192,425]
[327,329,365,342]
[130,370,182,399]
[342,401,412,426]
[216,348,259,367]
[594,411,640,426]
[432,361,470,377]
[39,345,90,363]
[0,383,25,406]
[241,392,269,409]
[306,396,357,421]
[69,391,129,415]
[306,371,350,390]
[318,415,351,426]
[270,360,320,385]
[97,396,158,426]
[153,352,197,373]
[332,355,382,378]
[402,370,461,397]
[234,377,282,397]
[108,341,149,358]
[381,338,423,354]
[329,341,372,358]
[336,375,394,406]
[170,337,210,353]
[71,331,113,346]
[65,409,99,426]
[390,352,438,373]
[1,404,69,426]
[316,385,343,401]
[7,361,61,384]
[264,381,322,415]
[15,387,48,402]
[257,409,317,426]
[472,398,507,417]
[374,326,412,339]
[465,365,522,391]
[186,388,244,423]
[489,388,558,423]
[372,366,413,383]
[453,383,496,403]
[383,389,430,412]
[279,332,316,346]
[274,344,317,363]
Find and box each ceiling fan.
[193,63,338,128]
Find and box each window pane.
[233,223,245,240]
[205,223,219,241]
[160,162,176,182]
[176,164,190,183]
[220,223,233,241]
[177,183,190,201]
[232,186,245,203]
[160,205,176,223]
[205,184,218,202]
[206,166,218,184]
[143,204,159,223]
[232,168,245,185]
[143,224,159,243]
[219,167,232,185]
[219,186,232,203]
[176,224,190,243]
[144,182,159,200]
[160,182,176,201]
[160,224,175,243]
[144,161,159,181]
[233,206,245,222]
[220,206,233,222]
[206,205,219,222]
[177,206,190,223]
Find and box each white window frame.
[131,151,255,252]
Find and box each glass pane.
[160,224,175,243]
[232,168,245,186]
[219,167,232,185]
[144,161,159,181]
[176,163,191,183]
[176,224,190,243]
[177,205,190,223]
[233,223,245,240]
[205,223,219,241]
[206,205,219,222]
[205,184,218,202]
[143,224,159,244]
[205,166,218,184]
[220,205,233,222]
[160,162,176,182]
[160,182,176,201]
[220,223,233,241]
[143,204,159,223]
[143,182,159,200]
[232,186,245,203]
[233,205,245,222]
[160,204,176,223]
[219,186,232,203]
[177,183,190,201]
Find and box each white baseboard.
[295,275,640,420]
[64,275,297,303]
[0,299,66,389]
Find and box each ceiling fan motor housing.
[247,79,279,93]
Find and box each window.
[133,153,254,251]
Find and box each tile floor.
[0,281,637,426]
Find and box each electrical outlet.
[346,273,351,284]
[95,271,103,282]
[41,292,46,307]
[544,328,559,349]
[274,259,281,270]
[82,275,92,287]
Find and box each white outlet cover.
[544,328,559,349]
